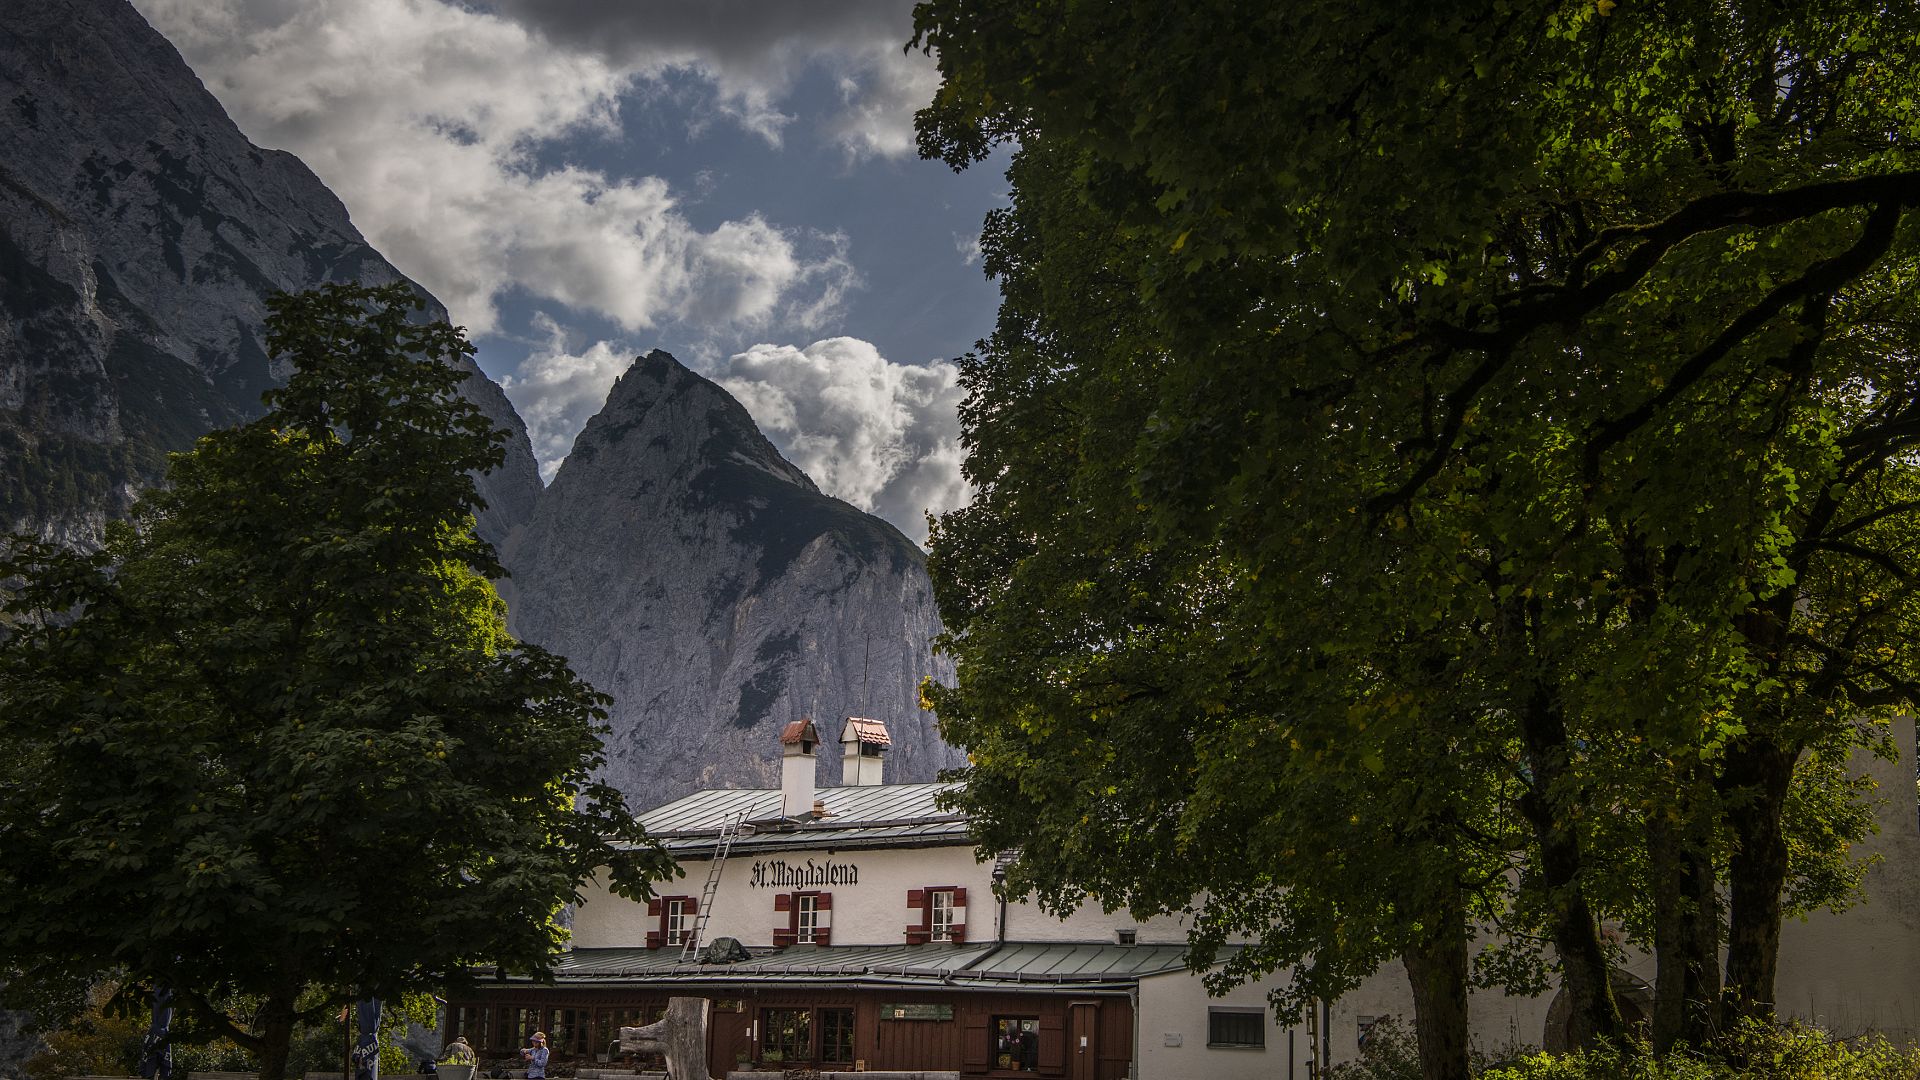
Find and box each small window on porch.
[993,1016,1040,1072]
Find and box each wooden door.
[707,1008,751,1079]
[1068,1002,1100,1080]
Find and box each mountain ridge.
[0,0,542,548]
[504,350,960,802]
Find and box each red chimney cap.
[780,719,820,745]
[841,717,892,748]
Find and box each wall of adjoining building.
[1317,714,1920,1061]
[1135,970,1297,1080]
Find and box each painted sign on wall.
[748,857,860,889]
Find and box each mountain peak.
[568,349,821,498]
[502,351,957,804]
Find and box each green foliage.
[1480,1025,1920,1080]
[0,283,677,1079]
[913,0,1920,1067]
[20,983,143,1080]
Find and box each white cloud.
[498,314,633,481]
[954,231,983,267]
[715,339,970,542]
[131,0,857,336]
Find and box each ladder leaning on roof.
[680,808,752,961]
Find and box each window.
[905,886,967,944]
[645,895,696,948]
[510,1007,542,1050]
[819,1008,855,1064]
[453,1006,490,1049]
[1208,1007,1266,1049]
[797,894,821,943]
[548,1008,586,1054]
[993,1016,1040,1072]
[760,1008,811,1063]
[930,890,955,941]
[774,892,832,946]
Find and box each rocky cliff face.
[0,0,541,550]
[504,352,962,803]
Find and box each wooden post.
[615,997,709,1080]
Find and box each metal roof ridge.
[652,812,968,840]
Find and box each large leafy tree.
[915,2,1920,1076]
[0,284,676,1080]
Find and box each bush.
[1480,1023,1920,1080]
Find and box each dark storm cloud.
[480,0,916,66]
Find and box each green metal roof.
[524,942,1219,993]
[633,783,972,857]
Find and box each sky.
[130,0,1011,543]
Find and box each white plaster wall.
[1000,892,1196,945]
[572,844,993,950]
[1319,960,1556,1067]
[1775,713,1920,1043]
[1135,969,1299,1080]
[573,843,1204,950]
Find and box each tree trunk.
[1648,784,1722,1050]
[1721,737,1796,1031]
[255,993,299,1080]
[1517,685,1622,1048]
[1401,886,1471,1080]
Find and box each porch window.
[820,1008,855,1064]
[993,1016,1040,1072]
[760,1008,812,1063]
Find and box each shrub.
[1480,1023,1920,1080]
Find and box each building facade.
[442,716,1920,1078]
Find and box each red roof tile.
[841,716,892,747]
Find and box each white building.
[444,715,1920,1078]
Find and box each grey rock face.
[504,352,962,805]
[0,0,540,550]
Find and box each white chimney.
[840,717,890,786]
[779,719,819,817]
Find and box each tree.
[914,1,1920,1075]
[0,283,677,1080]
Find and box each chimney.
[779,719,820,817]
[839,717,890,786]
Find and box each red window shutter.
[775,893,792,912]
[646,899,662,917]
[952,887,967,906]
[772,929,796,947]
[1037,1014,1066,1069]
[815,928,831,946]
[950,924,967,944]
[961,1014,990,1069]
[684,896,698,915]
[644,931,663,950]
[816,892,832,910]
[905,928,930,945]
[906,888,924,907]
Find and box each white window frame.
[930,889,956,942]
[796,893,821,943]
[665,898,690,945]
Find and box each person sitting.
[442,1037,478,1067]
